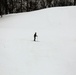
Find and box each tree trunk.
[21,0,22,12]
[74,0,76,5]
[5,0,8,14]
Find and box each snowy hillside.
[0,6,76,75]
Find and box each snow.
[0,6,76,75]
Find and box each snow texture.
[0,6,76,75]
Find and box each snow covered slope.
[0,6,76,75]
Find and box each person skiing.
[34,32,38,41]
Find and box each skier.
[34,32,38,41]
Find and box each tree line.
[0,0,75,17]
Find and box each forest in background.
[0,0,75,17]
